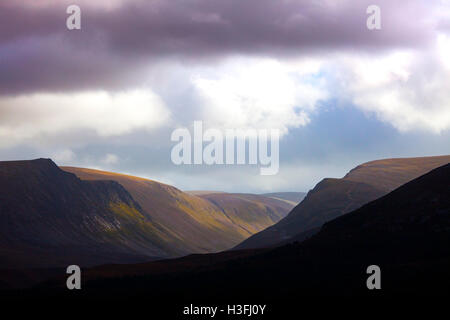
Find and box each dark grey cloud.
[0,0,437,94]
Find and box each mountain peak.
[0,158,61,178]
[0,158,56,167]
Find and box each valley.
[0,155,449,305]
[2,161,448,311]
[0,159,294,269]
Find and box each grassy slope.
[198,193,293,235]
[61,167,294,255]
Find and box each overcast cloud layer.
[1,0,450,192]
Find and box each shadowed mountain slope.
[235,155,450,249]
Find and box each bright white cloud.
[174,45,450,136]
[437,34,450,69]
[192,57,327,135]
[188,46,450,135]
[335,41,450,133]
[0,90,170,147]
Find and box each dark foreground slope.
[236,155,450,249]
[11,163,449,308]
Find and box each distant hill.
[197,193,293,234]
[187,191,306,205]
[235,155,450,249]
[260,192,306,205]
[185,190,226,196]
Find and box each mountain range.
[1,154,449,299]
[0,159,293,269]
[21,161,450,306]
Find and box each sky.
[1,0,450,193]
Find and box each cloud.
[51,149,76,162]
[0,90,170,147]
[23,0,129,10]
[192,57,327,134]
[334,41,450,133]
[185,46,450,134]
[0,0,437,94]
[2,0,446,134]
[101,153,119,165]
